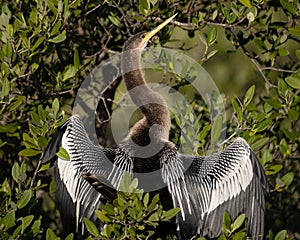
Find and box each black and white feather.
[42,115,132,238]
[173,138,269,239]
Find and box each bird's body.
[42,14,268,239]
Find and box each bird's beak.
[142,13,177,43]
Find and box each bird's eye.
[141,33,146,39]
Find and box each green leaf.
[251,137,269,151]
[296,49,300,60]
[49,33,66,43]
[108,14,121,26]
[162,208,181,221]
[128,207,137,218]
[119,172,132,192]
[143,193,149,206]
[12,225,22,238]
[280,0,297,15]
[238,0,252,7]
[23,133,38,149]
[256,118,272,132]
[212,10,218,20]
[63,66,76,81]
[12,162,20,183]
[52,98,60,116]
[84,218,100,237]
[278,79,289,98]
[31,219,41,237]
[2,210,16,230]
[231,213,245,232]
[20,161,26,174]
[31,37,45,52]
[51,21,62,36]
[221,5,230,20]
[254,39,267,50]
[19,215,34,234]
[46,228,58,240]
[18,148,41,157]
[49,179,56,193]
[206,49,218,60]
[232,232,247,240]
[279,138,288,154]
[47,0,58,14]
[11,161,25,184]
[38,104,48,121]
[278,48,289,57]
[243,85,255,106]
[232,98,243,121]
[148,212,159,221]
[147,194,160,212]
[149,0,157,6]
[211,115,223,145]
[138,0,150,15]
[274,230,287,240]
[288,108,299,121]
[30,110,42,126]
[100,204,115,215]
[217,236,227,240]
[74,48,80,70]
[17,189,32,209]
[65,233,74,240]
[222,212,231,236]
[58,0,63,14]
[129,177,139,192]
[264,98,282,109]
[2,78,10,96]
[266,164,283,175]
[8,96,25,111]
[288,26,300,37]
[56,146,70,160]
[281,172,294,187]
[5,41,13,58]
[39,162,51,172]
[0,12,9,29]
[207,27,218,46]
[95,209,111,223]
[285,74,300,89]
[38,136,48,148]
[0,122,18,133]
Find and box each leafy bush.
[83,173,180,239]
[1,0,299,239]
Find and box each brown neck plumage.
[121,46,170,143]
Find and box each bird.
[42,14,269,240]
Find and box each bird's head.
[123,14,177,51]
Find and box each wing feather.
[43,115,116,238]
[175,137,268,239]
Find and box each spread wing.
[175,137,269,239]
[42,115,116,238]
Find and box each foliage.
[83,173,180,239]
[0,0,299,239]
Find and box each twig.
[231,31,277,88]
[112,0,131,33]
[30,156,43,189]
[249,58,277,88]
[261,67,295,74]
[85,3,103,16]
[172,17,247,30]
[96,97,113,125]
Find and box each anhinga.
[42,14,269,239]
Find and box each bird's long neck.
[121,48,171,141]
